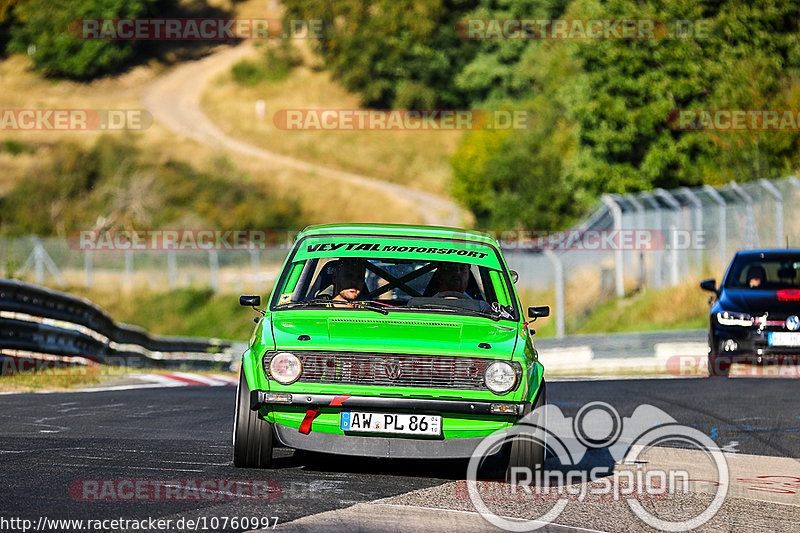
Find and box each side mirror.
[509,270,519,284]
[528,306,550,319]
[240,295,261,307]
[699,279,716,293]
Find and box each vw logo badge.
[786,315,800,331]
[384,362,402,379]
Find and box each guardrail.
[535,329,708,375]
[0,278,234,373]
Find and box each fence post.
[728,182,759,249]
[627,195,646,288]
[167,250,177,289]
[760,179,783,247]
[703,185,726,268]
[601,195,624,298]
[679,187,703,274]
[655,189,683,286]
[124,249,133,290]
[84,250,93,288]
[209,250,219,293]
[543,249,565,339]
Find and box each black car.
[701,249,800,376]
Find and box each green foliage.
[8,0,154,78]
[0,136,305,236]
[454,0,800,228]
[289,0,800,228]
[2,139,31,155]
[4,0,233,79]
[231,42,303,86]
[72,286,260,339]
[282,0,481,108]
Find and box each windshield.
[270,237,518,320]
[724,254,800,290]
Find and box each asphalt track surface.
[1,377,799,532]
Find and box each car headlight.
[268,352,302,384]
[484,361,517,394]
[716,311,754,327]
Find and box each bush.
[0,136,305,235]
[8,0,150,78]
[231,42,303,86]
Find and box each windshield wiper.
[402,303,503,321]
[275,299,389,314]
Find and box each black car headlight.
[716,311,754,327]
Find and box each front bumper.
[714,328,800,359]
[250,390,528,417]
[272,423,489,458]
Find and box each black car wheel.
[505,380,546,482]
[233,367,273,468]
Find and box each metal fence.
[504,176,800,337]
[2,177,798,339]
[0,237,290,294]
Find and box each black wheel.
[233,367,273,468]
[506,380,546,483]
[707,334,730,377]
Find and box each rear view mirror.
[240,295,261,307]
[699,279,716,292]
[528,306,550,319]
[509,270,519,284]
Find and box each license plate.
[768,332,800,346]
[340,411,441,436]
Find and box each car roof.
[734,249,800,257]
[297,224,499,246]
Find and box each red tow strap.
[299,408,319,434]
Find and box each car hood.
[719,289,800,317]
[270,312,519,358]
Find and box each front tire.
[233,367,273,468]
[506,380,546,482]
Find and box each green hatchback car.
[233,224,548,473]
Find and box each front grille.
[263,350,504,390]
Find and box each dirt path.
[142,44,464,226]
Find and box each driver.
[747,265,766,289]
[433,262,493,312]
[434,262,471,298]
[332,258,366,303]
